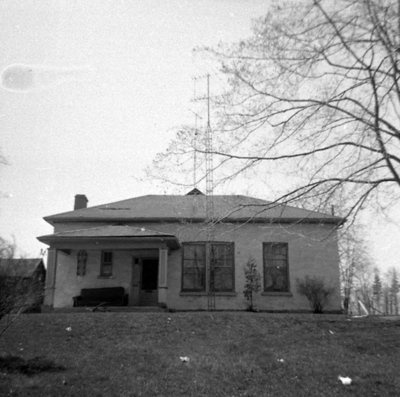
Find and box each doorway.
[139,258,159,306]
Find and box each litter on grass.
[180,356,190,363]
[338,376,352,385]
[65,327,72,332]
[277,358,285,363]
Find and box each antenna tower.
[192,74,215,310]
[205,74,215,310]
[191,78,200,188]
[193,113,198,187]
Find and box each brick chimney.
[74,194,88,210]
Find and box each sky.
[0,0,399,272]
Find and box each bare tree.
[339,228,360,313]
[353,256,376,314]
[151,0,400,223]
[372,267,383,313]
[383,283,391,314]
[0,239,44,336]
[338,226,374,314]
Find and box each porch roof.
[37,225,180,249]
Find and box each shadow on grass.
[0,355,65,376]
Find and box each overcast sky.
[0,0,399,272]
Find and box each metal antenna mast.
[205,74,214,228]
[205,74,215,311]
[193,114,198,187]
[192,74,215,310]
[192,78,199,188]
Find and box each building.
[0,258,46,312]
[37,190,343,311]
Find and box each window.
[77,250,88,276]
[182,243,206,291]
[100,251,113,277]
[263,243,289,292]
[211,243,234,292]
[182,242,234,292]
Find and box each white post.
[44,248,58,307]
[158,248,168,306]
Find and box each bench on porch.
[73,287,128,307]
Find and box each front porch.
[37,225,180,309]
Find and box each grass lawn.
[0,312,399,396]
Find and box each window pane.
[182,244,206,291]
[184,245,205,267]
[264,266,288,291]
[263,243,288,292]
[101,263,112,276]
[213,267,233,291]
[182,269,205,290]
[103,251,112,263]
[184,245,205,262]
[212,244,233,267]
[211,243,234,292]
[101,251,113,276]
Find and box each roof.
[44,193,343,225]
[0,258,44,278]
[37,225,180,249]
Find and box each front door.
[139,258,159,306]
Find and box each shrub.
[243,258,261,311]
[297,276,334,313]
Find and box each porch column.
[158,248,168,306]
[43,248,58,307]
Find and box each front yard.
[0,312,399,396]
